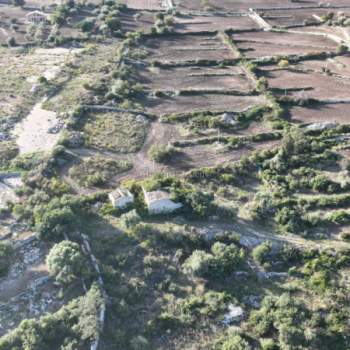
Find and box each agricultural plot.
[174,14,260,32]
[288,103,350,124]
[119,10,154,33]
[261,62,350,100]
[172,138,281,170]
[120,0,168,11]
[143,94,266,116]
[175,0,303,12]
[138,65,254,92]
[257,8,350,28]
[145,33,238,63]
[233,30,338,59]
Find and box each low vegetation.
[69,156,132,187]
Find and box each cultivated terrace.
[0,0,350,349]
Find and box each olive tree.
[47,240,87,285]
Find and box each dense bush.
[220,334,252,350]
[183,242,244,278]
[252,241,272,266]
[36,206,76,241]
[0,241,14,277]
[249,294,309,349]
[148,144,179,164]
[47,240,88,285]
[0,284,103,350]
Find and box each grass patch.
[69,156,132,187]
[82,112,147,153]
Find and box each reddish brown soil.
[264,68,350,100]
[258,8,350,27]
[176,0,306,12]
[174,14,260,32]
[143,94,266,115]
[120,10,154,33]
[121,0,165,10]
[145,34,237,63]
[289,26,350,43]
[233,30,338,58]
[138,65,254,92]
[287,103,350,124]
[286,57,350,79]
[110,121,280,181]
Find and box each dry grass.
[82,112,147,153]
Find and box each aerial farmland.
[0,0,350,349]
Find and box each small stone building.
[143,188,182,215]
[109,188,134,209]
[26,11,48,24]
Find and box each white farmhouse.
[143,188,182,215]
[26,11,48,24]
[109,188,134,209]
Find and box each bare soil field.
[174,14,259,32]
[119,10,154,33]
[0,5,29,45]
[13,101,62,154]
[0,46,79,138]
[263,66,350,100]
[170,139,280,171]
[120,0,167,11]
[138,65,254,92]
[233,30,338,59]
[258,8,350,27]
[287,103,350,124]
[143,94,266,115]
[145,34,237,63]
[332,56,350,76]
[286,25,350,44]
[282,56,350,79]
[175,0,303,12]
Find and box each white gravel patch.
[13,101,62,154]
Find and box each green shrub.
[182,250,213,277]
[249,294,308,349]
[0,241,14,277]
[252,241,272,266]
[0,284,103,349]
[183,242,244,278]
[275,206,306,233]
[36,206,76,241]
[79,18,95,32]
[47,240,88,285]
[220,333,252,350]
[7,37,16,47]
[148,144,180,163]
[260,338,277,350]
[180,291,229,319]
[311,175,341,193]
